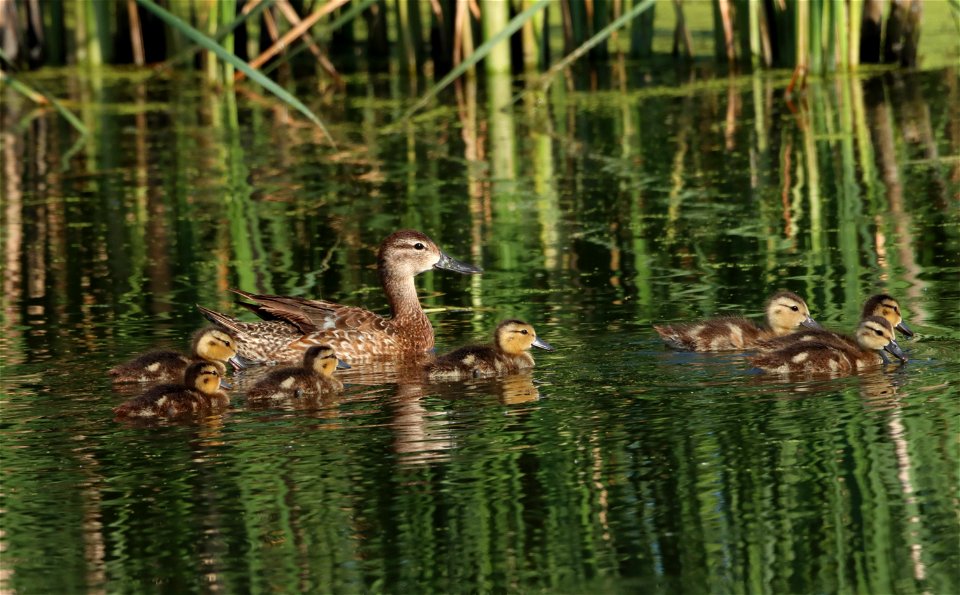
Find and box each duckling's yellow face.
[190,363,224,394]
[856,316,906,362]
[308,347,340,377]
[378,230,481,278]
[866,295,913,337]
[196,329,238,362]
[495,321,554,356]
[766,292,820,335]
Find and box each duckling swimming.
[750,316,907,375]
[246,345,347,404]
[754,293,914,353]
[653,291,820,351]
[426,320,555,381]
[113,362,230,419]
[862,293,913,338]
[197,230,482,365]
[108,327,241,383]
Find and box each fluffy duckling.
[246,346,347,404]
[754,293,914,353]
[654,291,821,351]
[862,293,913,338]
[113,362,230,419]
[750,316,907,375]
[426,320,555,381]
[108,327,241,383]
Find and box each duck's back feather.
[113,385,228,418]
[108,351,192,383]
[654,317,766,351]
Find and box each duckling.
[113,362,230,419]
[108,327,241,383]
[426,320,555,381]
[653,291,821,351]
[862,293,913,338]
[754,293,914,353]
[750,316,907,375]
[197,230,482,365]
[246,346,348,404]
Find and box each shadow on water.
[1,64,958,593]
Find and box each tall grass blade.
[402,0,549,120]
[261,0,378,76]
[136,0,334,144]
[160,0,273,70]
[0,67,89,135]
[532,0,656,94]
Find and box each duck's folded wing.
[231,289,353,334]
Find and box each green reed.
[3,0,948,132]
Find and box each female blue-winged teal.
[108,327,241,383]
[755,294,913,353]
[197,230,481,364]
[654,291,821,351]
[246,345,348,404]
[750,316,906,375]
[426,320,555,381]
[113,362,230,419]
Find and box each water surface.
[2,65,958,593]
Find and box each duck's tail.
[196,305,245,336]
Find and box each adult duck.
[654,291,820,351]
[197,230,482,364]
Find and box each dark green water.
[2,65,958,594]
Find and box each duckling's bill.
[883,339,907,363]
[896,321,914,338]
[337,359,351,370]
[800,316,822,330]
[533,337,555,351]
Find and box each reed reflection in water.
[1,64,958,594]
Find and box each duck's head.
[192,327,244,369]
[184,362,228,394]
[494,320,555,356]
[303,345,350,377]
[378,230,482,279]
[766,291,821,335]
[856,316,907,363]
[862,294,913,338]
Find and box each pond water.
[2,63,958,593]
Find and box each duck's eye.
[413,242,425,250]
[520,329,529,335]
[874,329,883,336]
[790,305,799,312]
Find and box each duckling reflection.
[389,383,454,465]
[426,320,554,381]
[108,327,241,384]
[654,291,820,351]
[113,362,230,419]
[246,346,348,407]
[750,316,907,376]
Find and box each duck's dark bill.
[435,251,483,274]
[800,317,822,330]
[884,340,908,363]
[533,337,555,351]
[896,321,914,337]
[337,360,352,370]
